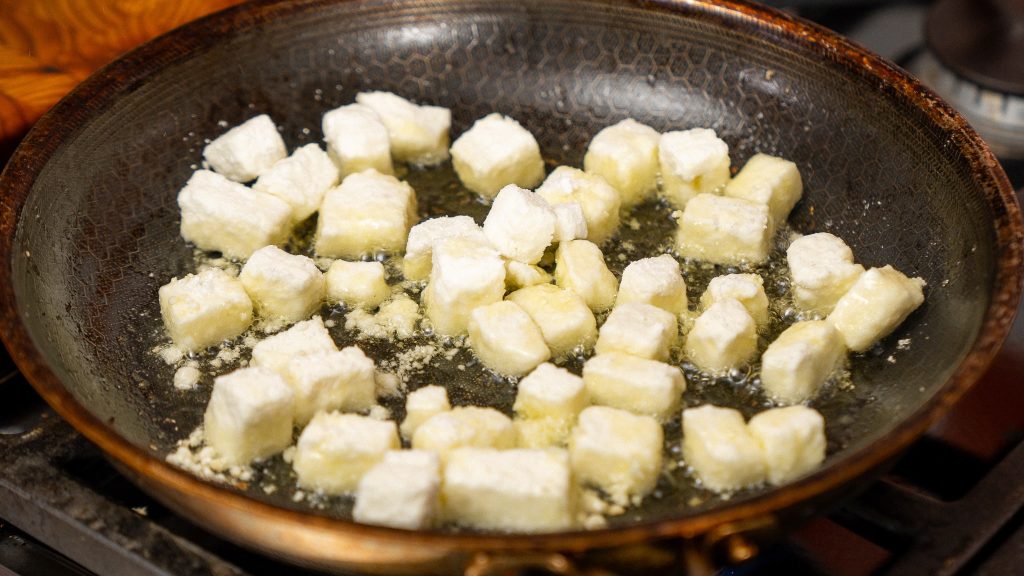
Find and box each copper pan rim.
[1,0,1022,554]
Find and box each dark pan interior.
[9,0,998,528]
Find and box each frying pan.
[1,0,1022,574]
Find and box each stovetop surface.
[3,2,1024,575]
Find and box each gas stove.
[2,1,1024,575]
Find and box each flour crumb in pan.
[156,99,927,533]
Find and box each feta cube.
[443,448,574,532]
[616,255,688,315]
[411,407,516,459]
[676,193,773,265]
[468,301,551,377]
[159,268,253,352]
[504,260,552,291]
[177,170,292,259]
[239,246,324,322]
[282,346,377,425]
[315,170,418,259]
[827,265,926,352]
[514,363,588,421]
[400,385,451,439]
[513,363,588,447]
[355,91,451,165]
[507,284,597,357]
[658,128,731,208]
[321,103,394,177]
[325,260,390,309]
[761,321,845,404]
[252,144,339,222]
[582,353,685,421]
[723,153,803,225]
[569,406,664,504]
[482,185,557,264]
[423,237,506,335]
[293,412,401,494]
[700,274,769,327]
[597,303,678,361]
[203,367,294,465]
[787,233,866,315]
[554,240,619,312]
[583,119,661,208]
[536,166,621,245]
[250,316,338,375]
[450,113,545,198]
[682,405,766,492]
[202,114,287,182]
[684,299,758,373]
[403,215,487,282]
[354,451,441,529]
[552,203,588,243]
[748,406,826,485]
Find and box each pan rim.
[1,0,1022,553]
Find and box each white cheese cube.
[250,316,338,375]
[616,255,688,315]
[554,240,619,312]
[514,363,588,421]
[676,193,773,264]
[373,294,421,338]
[482,185,557,264]
[582,353,685,421]
[423,237,506,335]
[583,119,660,208]
[355,91,451,165]
[203,367,294,465]
[450,113,545,198]
[507,284,597,357]
[468,301,551,377]
[536,166,621,245]
[202,114,287,182]
[321,103,394,177]
[827,265,926,352]
[596,303,678,362]
[443,448,574,532]
[354,451,441,530]
[325,260,390,309]
[412,407,516,459]
[252,144,339,222]
[400,385,451,439]
[315,169,417,259]
[787,233,866,315]
[293,412,400,494]
[239,246,324,322]
[504,260,552,291]
[177,170,292,259]
[700,274,769,327]
[761,321,845,404]
[682,405,766,492]
[282,346,377,425]
[748,406,826,486]
[569,406,663,504]
[723,153,803,225]
[403,215,487,282]
[552,202,588,243]
[658,128,731,208]
[159,268,253,352]
[514,419,575,450]
[684,299,758,373]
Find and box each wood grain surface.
[0,0,244,151]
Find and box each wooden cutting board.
[0,0,243,154]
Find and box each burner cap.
[927,0,1024,95]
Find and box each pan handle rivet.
[725,534,758,563]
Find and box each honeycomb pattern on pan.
[11,0,997,523]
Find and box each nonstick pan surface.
[1,0,1021,572]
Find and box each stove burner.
[912,0,1024,158]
